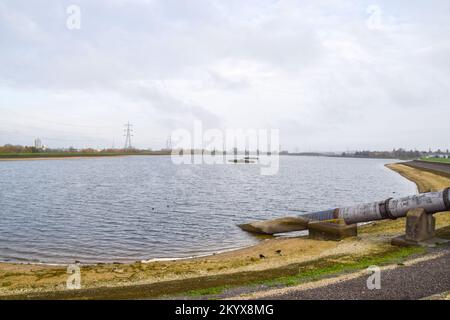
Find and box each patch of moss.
[258,246,424,288]
[186,285,230,297]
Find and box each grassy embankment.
[0,163,449,299]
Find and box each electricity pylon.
[124,122,133,150]
[166,135,172,150]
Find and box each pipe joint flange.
[379,197,396,220]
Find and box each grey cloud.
[207,71,251,91]
[123,83,221,128]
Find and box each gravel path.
[258,246,450,300]
[404,160,450,177]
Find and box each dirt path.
[240,246,450,300]
[401,160,450,179]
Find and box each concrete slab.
[405,208,435,242]
[391,235,449,247]
[238,216,310,235]
[308,219,357,241]
[390,207,450,247]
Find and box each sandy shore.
[0,162,449,299]
[386,162,450,192]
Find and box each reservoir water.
[0,156,416,264]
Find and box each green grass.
[420,157,450,164]
[261,246,424,287]
[177,246,425,298]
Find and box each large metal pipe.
[239,188,450,235]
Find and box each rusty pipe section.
[239,188,450,235]
[336,188,450,224]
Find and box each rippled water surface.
[0,156,416,264]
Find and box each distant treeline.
[0,144,42,154]
[1,144,449,160]
[0,144,135,154]
[340,148,450,160]
[0,144,170,158]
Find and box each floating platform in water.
[228,158,256,164]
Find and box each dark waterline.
[0,156,416,264]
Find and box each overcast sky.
[0,0,449,151]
